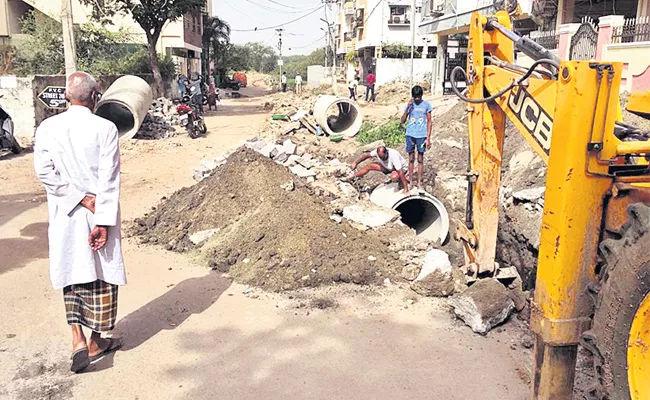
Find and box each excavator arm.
[454,10,650,400]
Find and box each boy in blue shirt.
[400,85,432,190]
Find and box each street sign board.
[277,60,284,66]
[38,86,67,109]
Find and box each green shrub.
[357,118,405,147]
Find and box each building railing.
[528,28,559,50]
[612,16,650,44]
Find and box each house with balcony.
[334,0,436,86]
[0,0,211,75]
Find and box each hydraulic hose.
[450,58,561,104]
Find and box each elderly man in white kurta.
[34,72,125,373]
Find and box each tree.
[82,0,205,96]
[244,42,276,73]
[202,15,230,76]
[14,11,176,81]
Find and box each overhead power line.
[231,5,325,32]
[266,0,315,10]
[242,0,315,14]
[289,33,327,50]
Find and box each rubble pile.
[135,97,180,140]
[133,148,405,291]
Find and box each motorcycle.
[177,87,207,139]
[0,98,20,154]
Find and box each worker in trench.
[401,85,433,190]
[344,146,410,194]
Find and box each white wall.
[358,0,427,48]
[375,57,434,86]
[0,76,35,147]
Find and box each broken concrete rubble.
[289,164,317,178]
[512,187,545,203]
[342,204,400,230]
[282,139,297,155]
[410,250,458,297]
[450,279,515,335]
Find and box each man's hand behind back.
[81,195,96,214]
[89,226,107,250]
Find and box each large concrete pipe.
[313,95,363,137]
[95,76,153,139]
[370,183,450,244]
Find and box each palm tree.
[202,15,230,77]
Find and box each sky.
[211,0,333,56]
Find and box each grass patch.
[357,118,405,147]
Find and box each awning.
[419,5,494,36]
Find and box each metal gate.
[570,18,598,60]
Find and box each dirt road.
[0,88,530,400]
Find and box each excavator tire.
[582,203,650,400]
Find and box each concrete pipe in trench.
[313,95,363,137]
[95,76,153,139]
[370,183,450,244]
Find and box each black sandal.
[70,347,90,373]
[89,338,123,362]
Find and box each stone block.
[449,279,515,335]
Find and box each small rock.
[6,333,16,339]
[406,299,415,305]
[296,145,307,156]
[368,255,377,261]
[383,278,391,285]
[521,334,535,349]
[401,265,421,281]
[242,258,250,264]
[337,182,359,199]
[274,152,289,163]
[301,275,311,282]
[330,215,342,224]
[307,177,315,183]
[280,180,295,191]
[296,157,319,169]
[449,279,515,335]
[189,228,220,246]
[256,142,276,158]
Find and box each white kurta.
[34,105,126,290]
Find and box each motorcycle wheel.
[188,126,199,139]
[10,137,21,154]
[200,120,207,135]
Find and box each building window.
[192,15,196,33]
[390,6,406,16]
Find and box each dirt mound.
[132,148,401,291]
[375,81,431,106]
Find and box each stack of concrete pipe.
[95,75,153,139]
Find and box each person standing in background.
[34,72,125,373]
[348,76,360,101]
[365,69,376,103]
[295,73,303,95]
[281,72,287,93]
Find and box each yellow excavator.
[451,7,650,400]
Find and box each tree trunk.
[146,31,164,97]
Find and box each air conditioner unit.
[433,0,445,14]
[392,15,404,24]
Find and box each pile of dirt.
[132,148,402,291]
[375,81,431,106]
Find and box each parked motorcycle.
[176,87,207,139]
[220,76,241,91]
[0,99,20,154]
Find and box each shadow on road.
[0,222,49,275]
[114,271,231,351]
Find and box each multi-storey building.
[334,0,436,86]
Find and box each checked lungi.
[64,280,118,332]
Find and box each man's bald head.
[377,146,388,160]
[66,72,99,105]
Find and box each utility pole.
[409,0,416,88]
[321,0,337,93]
[62,0,77,78]
[276,28,284,88]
